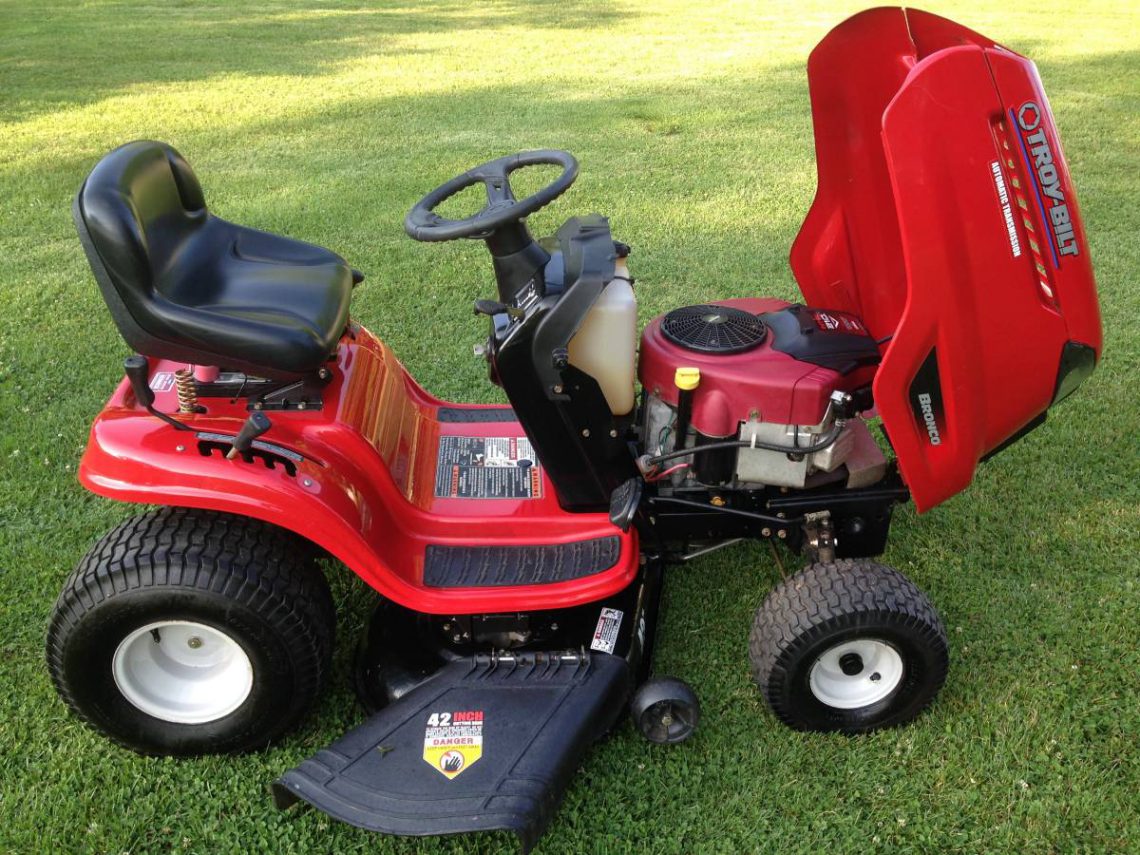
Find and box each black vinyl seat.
[74,140,354,378]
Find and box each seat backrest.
[73,140,208,353]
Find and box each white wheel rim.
[112,620,254,724]
[808,638,904,709]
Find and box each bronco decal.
[909,349,945,448]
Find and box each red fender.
[80,326,638,615]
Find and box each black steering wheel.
[404,150,578,242]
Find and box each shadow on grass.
[0,0,638,122]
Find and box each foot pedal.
[273,652,629,852]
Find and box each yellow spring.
[174,368,198,414]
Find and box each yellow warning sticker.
[422,710,484,779]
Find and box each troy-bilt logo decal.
[1014,102,1079,261]
[909,350,945,448]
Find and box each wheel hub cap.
[808,639,903,709]
[641,700,696,743]
[112,620,254,724]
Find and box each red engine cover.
[638,298,877,436]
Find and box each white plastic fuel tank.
[568,258,637,415]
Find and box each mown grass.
[1,1,1137,852]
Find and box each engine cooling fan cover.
[660,304,767,354]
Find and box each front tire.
[749,559,948,733]
[47,508,335,755]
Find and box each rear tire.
[749,559,948,733]
[47,507,335,755]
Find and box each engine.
[638,298,886,489]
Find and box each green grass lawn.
[1,0,1138,852]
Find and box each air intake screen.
[660,304,767,353]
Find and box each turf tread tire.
[749,559,948,733]
[47,507,334,755]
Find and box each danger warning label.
[590,607,624,655]
[434,436,542,499]
[423,710,483,779]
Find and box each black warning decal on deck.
[434,436,542,499]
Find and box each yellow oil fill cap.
[674,367,701,391]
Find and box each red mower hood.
[790,7,1102,512]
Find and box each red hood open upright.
[791,7,1102,511]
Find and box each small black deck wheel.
[47,508,335,756]
[631,677,701,744]
[749,559,949,734]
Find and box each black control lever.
[124,354,192,432]
[124,355,155,408]
[473,299,524,320]
[227,412,272,459]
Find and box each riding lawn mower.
[46,8,1102,851]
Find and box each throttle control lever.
[227,412,272,459]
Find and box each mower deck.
[274,652,629,853]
